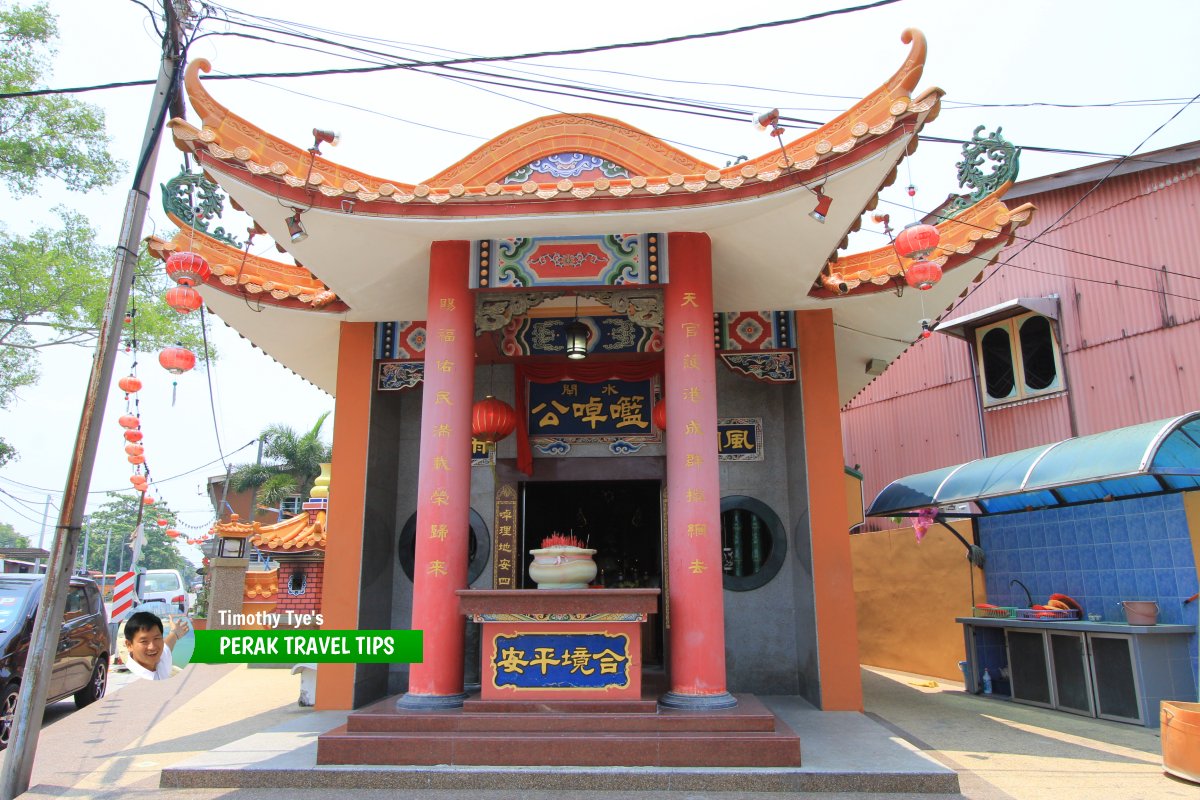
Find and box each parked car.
[139,569,190,614]
[0,574,111,748]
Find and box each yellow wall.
[851,520,987,681]
[1185,491,1200,594]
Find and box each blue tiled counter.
[958,617,1197,727]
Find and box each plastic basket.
[972,605,1017,619]
[1016,608,1080,621]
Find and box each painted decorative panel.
[720,352,797,383]
[714,310,794,351]
[503,152,630,184]
[717,418,764,462]
[375,321,427,360]
[528,378,656,439]
[377,360,423,390]
[471,234,666,289]
[499,315,663,357]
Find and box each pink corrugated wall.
[843,157,1200,506]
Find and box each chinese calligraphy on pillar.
[493,484,519,589]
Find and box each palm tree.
[230,412,332,520]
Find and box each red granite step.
[345,693,778,734]
[462,697,660,713]
[317,726,802,767]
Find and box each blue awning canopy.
[866,412,1200,517]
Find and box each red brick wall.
[275,560,325,621]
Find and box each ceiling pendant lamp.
[565,295,589,360]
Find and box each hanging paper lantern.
[125,444,144,457]
[904,260,943,291]
[118,414,140,429]
[117,375,142,394]
[166,529,181,539]
[130,475,147,488]
[164,285,203,314]
[894,223,941,260]
[164,251,211,287]
[124,429,144,443]
[471,396,517,445]
[127,454,145,465]
[156,518,168,527]
[652,399,667,431]
[158,345,196,375]
[142,495,155,505]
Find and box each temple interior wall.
[360,360,822,700]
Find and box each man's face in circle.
[128,627,164,670]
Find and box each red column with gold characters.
[398,240,475,709]
[660,232,736,710]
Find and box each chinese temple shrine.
[151,29,1034,767]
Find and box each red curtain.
[515,361,663,474]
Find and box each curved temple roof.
[867,412,1200,517]
[158,28,1032,403]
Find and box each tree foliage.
[230,413,332,520]
[76,493,192,575]
[0,2,123,195]
[0,521,30,548]
[0,213,211,406]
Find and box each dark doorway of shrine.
[520,479,665,666]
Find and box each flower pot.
[1162,701,1200,784]
[528,546,597,589]
[191,618,207,631]
[1120,600,1158,625]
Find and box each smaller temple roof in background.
[212,511,327,552]
[244,567,279,602]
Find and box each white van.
[139,569,190,614]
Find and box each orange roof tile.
[213,511,326,552]
[814,185,1036,297]
[244,567,280,600]
[145,225,348,313]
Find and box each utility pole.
[100,528,113,586]
[35,494,51,572]
[0,3,191,797]
[79,516,90,575]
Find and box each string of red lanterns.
[893,222,943,292]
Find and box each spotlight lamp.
[310,128,341,154]
[286,210,308,243]
[755,108,784,137]
[809,186,832,223]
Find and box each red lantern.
[143,495,155,505]
[165,251,211,287]
[471,396,517,445]
[127,454,145,465]
[118,414,140,429]
[894,223,941,260]
[904,260,943,291]
[118,375,142,394]
[125,444,144,457]
[652,399,667,431]
[166,529,181,539]
[124,429,144,443]
[130,474,147,487]
[157,518,168,527]
[159,345,196,375]
[165,285,203,314]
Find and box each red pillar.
[399,240,475,709]
[661,232,736,710]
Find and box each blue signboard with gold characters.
[528,379,655,439]
[492,632,631,690]
[717,417,763,462]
